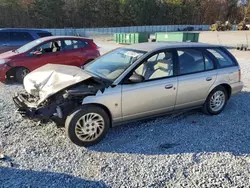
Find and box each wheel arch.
[208,83,232,99]
[81,103,113,127]
[220,84,232,99]
[6,66,30,77]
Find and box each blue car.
[0,28,52,53]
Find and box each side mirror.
[128,73,144,83]
[32,51,42,56]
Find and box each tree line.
[0,0,249,28]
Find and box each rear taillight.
[89,41,98,50]
[238,69,241,82]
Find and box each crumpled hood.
[23,64,92,104]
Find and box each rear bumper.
[231,82,244,96]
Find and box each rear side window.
[73,40,87,48]
[177,49,215,75]
[178,49,205,75]
[61,40,86,51]
[207,49,235,68]
[62,40,73,50]
[10,32,34,42]
[37,32,52,38]
[0,32,10,42]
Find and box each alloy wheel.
[209,91,226,112]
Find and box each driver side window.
[34,40,61,54]
[135,51,174,81]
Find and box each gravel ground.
[1,46,250,187]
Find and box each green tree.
[30,0,65,28]
[0,0,247,28]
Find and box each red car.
[0,36,100,83]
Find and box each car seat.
[149,59,173,79]
[52,42,60,52]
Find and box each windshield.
[85,48,146,81]
[16,39,43,53]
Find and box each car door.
[175,48,217,110]
[121,50,178,121]
[24,40,65,71]
[59,39,86,67]
[0,32,11,53]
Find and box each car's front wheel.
[65,105,110,147]
[202,86,228,115]
[15,67,30,83]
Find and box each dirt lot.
[0,43,250,187]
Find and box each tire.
[15,67,30,83]
[202,86,228,115]
[65,105,110,147]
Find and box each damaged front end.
[13,91,75,121]
[12,64,110,125]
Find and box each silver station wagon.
[13,42,243,147]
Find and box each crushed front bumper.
[13,92,60,120]
[13,93,40,119]
[13,92,77,121]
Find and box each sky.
[238,0,248,6]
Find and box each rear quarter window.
[207,48,235,68]
[61,40,87,51]
[73,40,87,48]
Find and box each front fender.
[82,85,122,123]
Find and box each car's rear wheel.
[15,67,30,83]
[65,105,110,147]
[202,86,228,115]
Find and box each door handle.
[2,44,9,46]
[206,77,213,81]
[165,84,173,89]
